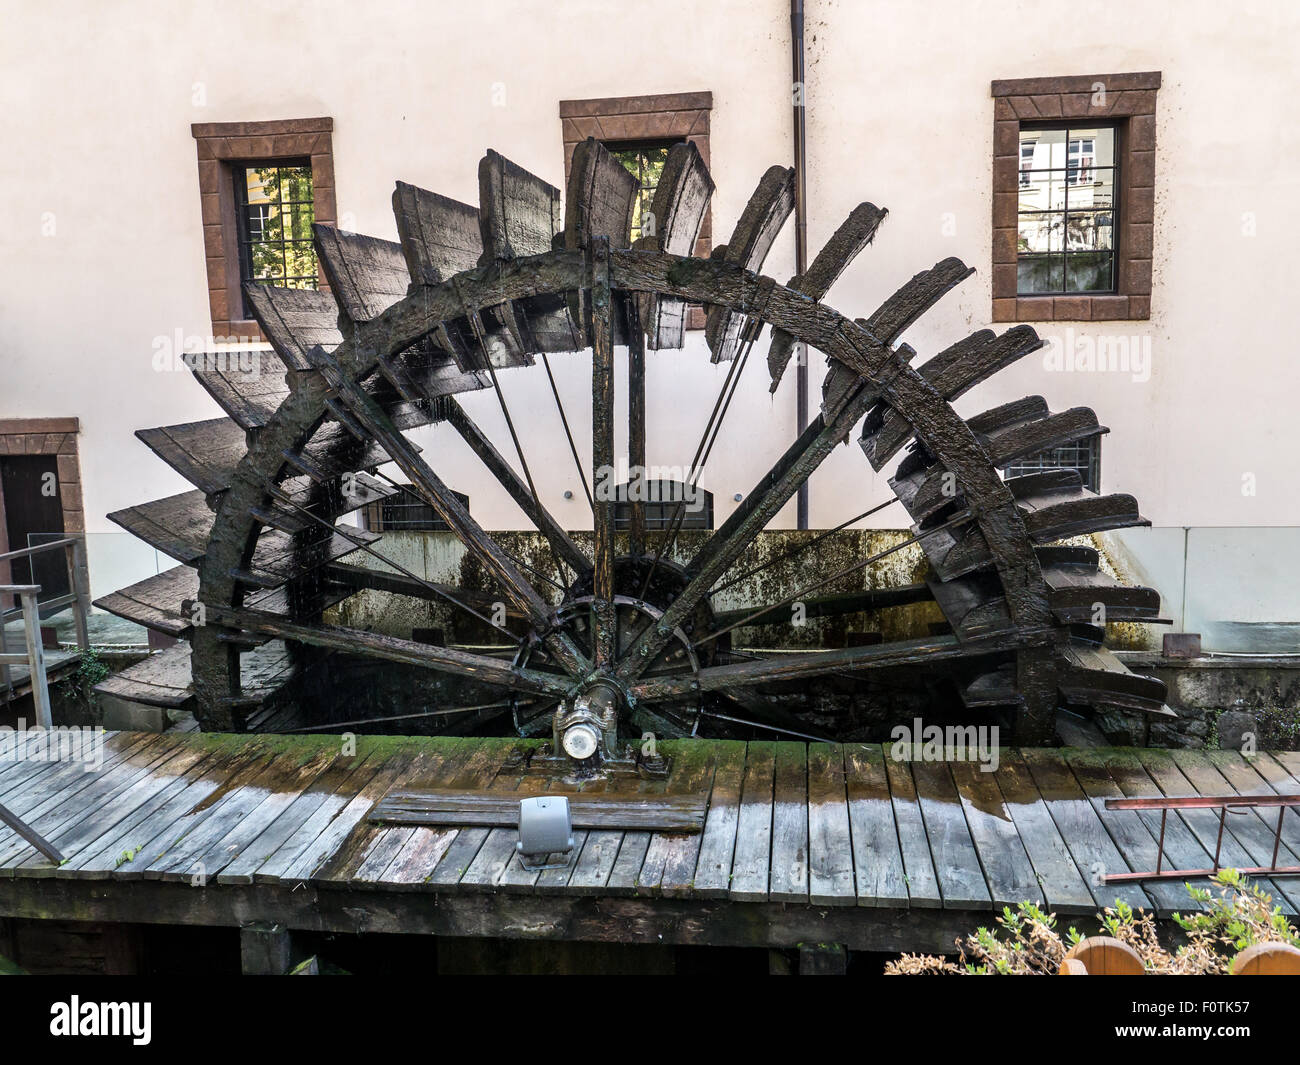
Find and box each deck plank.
[843,744,909,908]
[1019,748,1151,911]
[638,743,716,897]
[218,743,387,885]
[728,741,776,902]
[992,751,1095,914]
[0,733,165,865]
[768,742,810,904]
[658,744,722,898]
[363,740,515,892]
[947,758,1042,908]
[807,744,855,906]
[1139,748,1298,913]
[274,748,422,882]
[909,760,992,909]
[3,734,194,874]
[690,742,748,899]
[148,738,344,883]
[74,737,272,880]
[882,754,942,908]
[3,733,1291,925]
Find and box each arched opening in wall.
[613,480,713,531]
[364,485,468,532]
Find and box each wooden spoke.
[306,344,590,678]
[197,603,570,697]
[630,631,1027,701]
[615,375,887,684]
[590,237,617,665]
[443,399,589,577]
[627,297,647,557]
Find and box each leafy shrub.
[886,869,1299,975]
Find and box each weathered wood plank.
[639,743,717,897]
[908,759,992,909]
[807,743,855,905]
[882,755,943,908]
[1018,748,1150,911]
[690,742,748,898]
[57,736,250,879]
[728,741,776,902]
[83,738,279,881]
[768,741,810,903]
[947,758,1042,908]
[369,741,513,890]
[1057,749,1202,915]
[149,738,344,884]
[1143,748,1299,913]
[992,751,1095,914]
[0,734,184,871]
[841,744,909,908]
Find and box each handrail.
[0,534,90,652]
[1,535,90,711]
[0,536,82,564]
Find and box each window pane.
[1019,164,1068,212]
[1018,211,1063,255]
[1065,166,1114,211]
[1065,251,1114,292]
[1065,211,1113,252]
[1016,125,1119,296]
[1021,127,1068,169]
[237,162,318,318]
[1017,254,1064,294]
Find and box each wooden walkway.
[0,732,1297,953]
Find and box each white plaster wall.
[2,1,1297,614]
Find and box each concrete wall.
[2,1,1297,618]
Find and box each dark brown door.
[0,455,68,607]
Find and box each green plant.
[70,648,111,703]
[886,870,1299,975]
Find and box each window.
[613,481,713,531]
[1003,436,1101,493]
[1016,125,1117,295]
[364,486,467,532]
[560,92,712,327]
[991,73,1159,322]
[191,118,336,339]
[233,162,319,318]
[605,140,680,242]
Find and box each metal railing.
[0,536,91,723]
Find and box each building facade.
[2,0,1297,647]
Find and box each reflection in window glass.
[1017,127,1117,295]
[234,162,318,318]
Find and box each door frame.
[0,419,86,595]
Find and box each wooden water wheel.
[95,139,1170,749]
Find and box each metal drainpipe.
[791,0,810,529]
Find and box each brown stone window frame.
[991,73,1159,323]
[559,91,712,329]
[191,118,336,340]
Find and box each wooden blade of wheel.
[768,202,886,390]
[705,165,795,363]
[640,141,714,350]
